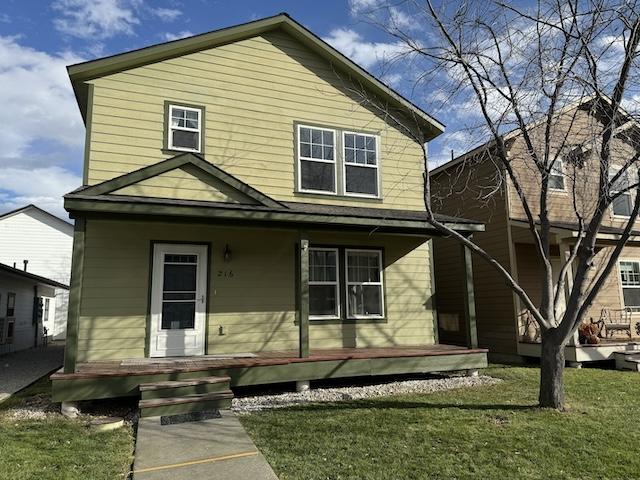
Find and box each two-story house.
[51,14,487,414]
[430,97,640,368]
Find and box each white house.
[0,263,69,354]
[0,205,73,340]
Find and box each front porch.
[51,344,488,401]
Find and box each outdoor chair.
[598,307,633,339]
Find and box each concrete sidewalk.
[0,343,64,402]
[132,410,278,479]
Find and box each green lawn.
[0,377,135,480]
[241,366,640,480]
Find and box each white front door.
[150,243,208,357]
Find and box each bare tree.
[352,0,640,409]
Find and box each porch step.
[139,376,231,400]
[138,391,234,417]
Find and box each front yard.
[1,366,639,479]
[0,377,135,480]
[241,366,640,480]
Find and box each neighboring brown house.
[430,99,640,367]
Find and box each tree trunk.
[538,329,566,409]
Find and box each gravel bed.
[232,375,500,413]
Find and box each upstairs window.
[298,125,336,193]
[609,166,633,217]
[168,104,202,152]
[620,261,640,311]
[549,158,565,190]
[344,132,379,197]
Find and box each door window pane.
[162,302,196,329]
[161,254,197,330]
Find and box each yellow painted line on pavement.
[134,450,259,473]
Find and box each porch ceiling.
[509,218,640,244]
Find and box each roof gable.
[75,153,284,208]
[67,14,444,140]
[0,204,73,233]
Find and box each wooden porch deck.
[51,345,488,402]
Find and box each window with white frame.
[346,249,384,318]
[344,132,379,197]
[549,158,565,190]
[309,248,340,318]
[298,126,336,193]
[168,104,202,152]
[609,166,633,217]
[619,261,640,311]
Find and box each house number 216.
[217,270,234,278]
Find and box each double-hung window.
[6,292,15,317]
[298,126,336,193]
[344,132,379,197]
[296,124,380,198]
[346,249,384,318]
[549,158,565,190]
[309,248,340,318]
[168,104,202,152]
[609,166,633,217]
[619,261,640,311]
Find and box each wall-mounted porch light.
[223,244,232,262]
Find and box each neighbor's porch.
[510,219,640,364]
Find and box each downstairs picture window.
[346,249,384,318]
[309,248,339,318]
[619,261,640,311]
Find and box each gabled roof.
[73,152,286,209]
[0,262,69,290]
[67,13,444,140]
[430,95,639,177]
[0,204,73,228]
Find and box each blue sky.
[0,0,476,218]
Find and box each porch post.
[462,243,479,349]
[297,231,310,358]
[559,240,578,346]
[64,217,86,373]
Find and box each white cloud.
[0,167,81,219]
[0,36,84,158]
[0,36,84,216]
[52,0,141,39]
[323,28,407,69]
[161,30,194,42]
[151,7,182,22]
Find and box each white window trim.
[297,124,338,195]
[168,104,202,153]
[345,249,385,319]
[618,259,640,312]
[342,131,381,199]
[609,165,633,219]
[549,158,566,192]
[309,247,341,320]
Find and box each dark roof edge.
[67,13,444,139]
[0,263,69,290]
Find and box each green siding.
[76,219,436,362]
[87,31,427,210]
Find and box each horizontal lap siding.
[88,31,425,210]
[78,220,434,361]
[431,159,518,355]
